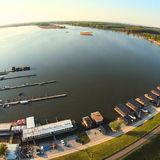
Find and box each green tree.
[109,117,124,132]
[0,144,7,156]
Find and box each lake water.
[0,25,160,123]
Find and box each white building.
[22,119,75,141]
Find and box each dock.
[2,94,67,107]
[0,74,36,81]
[0,80,56,91]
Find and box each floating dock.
[0,80,56,91]
[0,71,9,76]
[2,94,67,107]
[0,74,36,81]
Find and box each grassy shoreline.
[54,113,160,160]
[122,134,160,160]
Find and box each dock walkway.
[0,80,56,91]
[2,94,67,107]
[0,74,36,81]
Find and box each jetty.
[0,80,56,91]
[2,94,67,107]
[0,74,36,81]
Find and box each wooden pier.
[2,94,67,107]
[0,74,36,81]
[0,80,56,91]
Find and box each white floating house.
[22,119,75,142]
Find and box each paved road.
[105,125,160,160]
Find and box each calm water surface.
[0,25,160,123]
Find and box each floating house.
[151,88,160,97]
[157,86,160,90]
[126,99,142,118]
[80,32,93,36]
[90,111,104,124]
[22,119,75,142]
[114,104,136,124]
[145,93,160,107]
[82,116,93,128]
[135,96,151,106]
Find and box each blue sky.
[0,0,159,27]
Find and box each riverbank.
[59,21,160,47]
[33,107,160,160]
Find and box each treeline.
[60,21,160,43]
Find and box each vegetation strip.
[122,134,160,160]
[60,21,160,46]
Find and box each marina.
[1,25,160,126]
[0,80,56,91]
[1,94,67,107]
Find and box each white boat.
[20,100,30,104]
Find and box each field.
[123,134,160,160]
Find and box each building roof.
[90,111,103,123]
[127,99,142,109]
[115,104,130,116]
[26,116,35,129]
[22,119,73,140]
[0,123,12,132]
